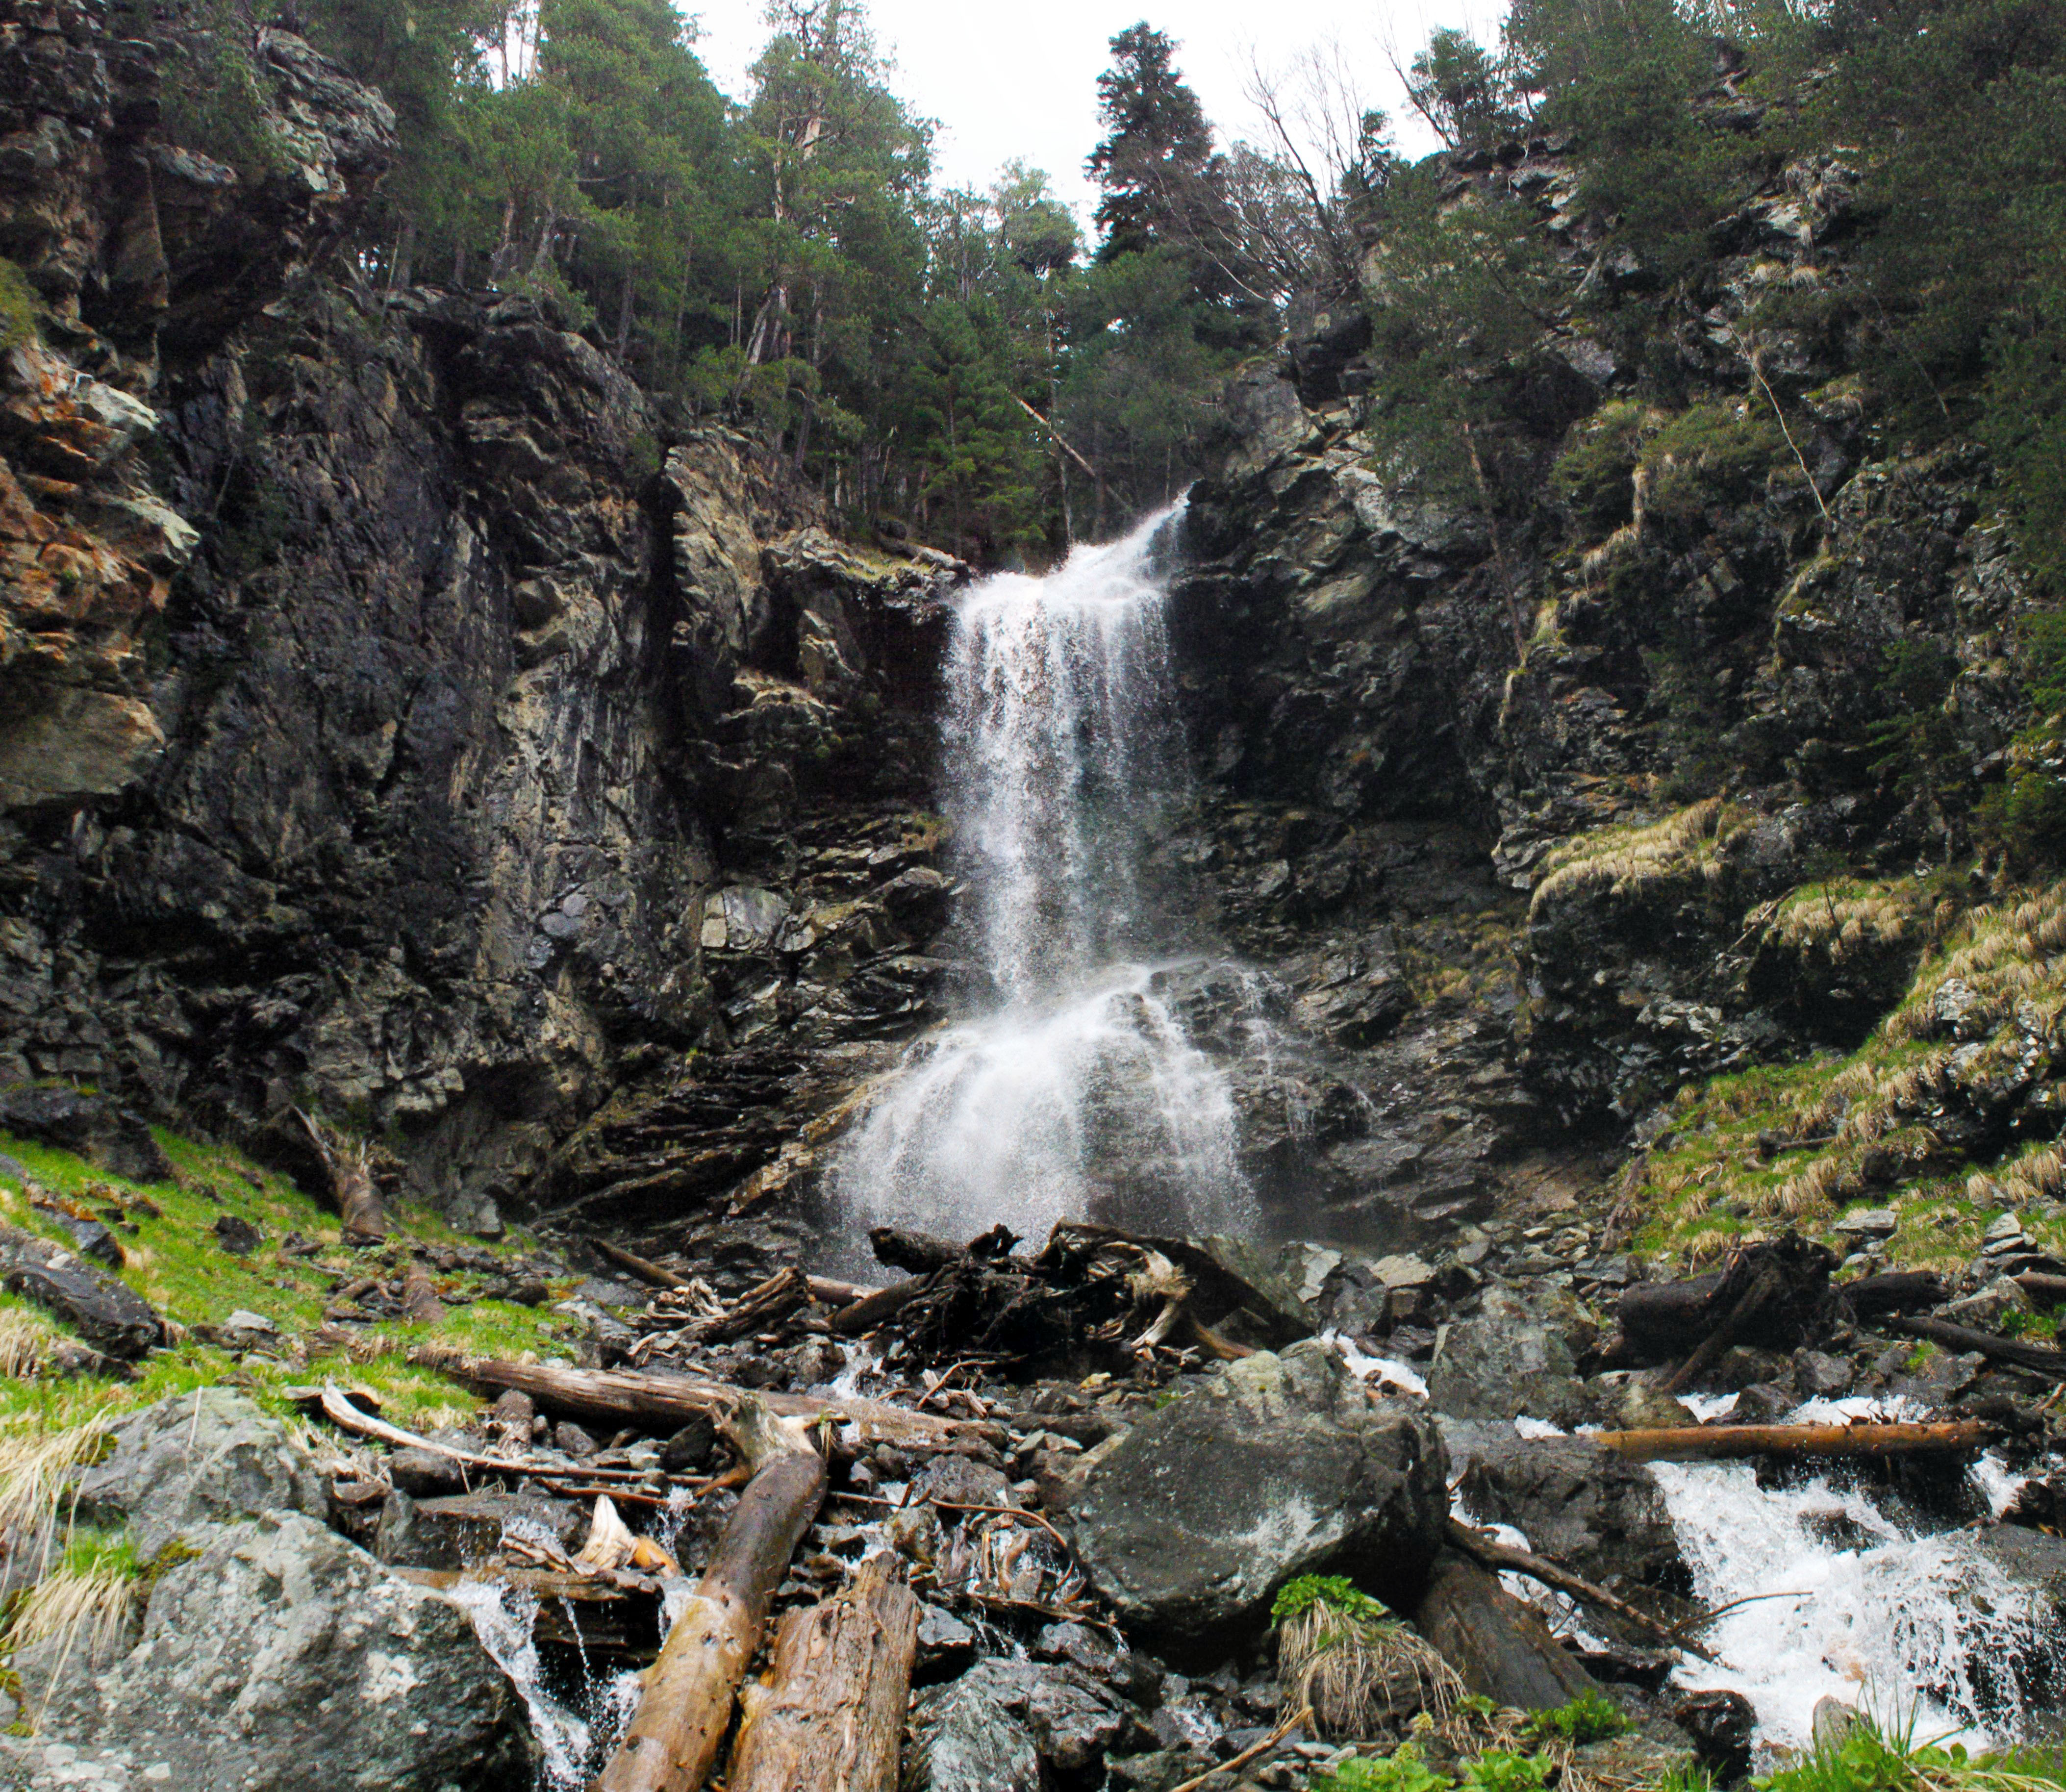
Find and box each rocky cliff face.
[1165,125,2038,1232]
[0,0,963,1232]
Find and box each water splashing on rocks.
[834,506,1259,1249]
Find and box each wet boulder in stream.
[1066,1339,1448,1650]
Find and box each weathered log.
[298,1109,386,1244]
[417,1353,1001,1455]
[592,1237,691,1290]
[2013,1272,2066,1308]
[1593,1419,1999,1463]
[1887,1314,2066,1378]
[1443,1517,1715,1661]
[726,1553,919,1792]
[1411,1552,1596,1710]
[829,1274,932,1337]
[869,1226,963,1275]
[807,1274,879,1307]
[1841,1270,1948,1316]
[594,1401,829,1792]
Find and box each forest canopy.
[138,0,2066,586]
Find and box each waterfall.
[832,505,1258,1250]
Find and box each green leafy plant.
[0,258,39,353]
[1273,1575,1392,1627]
[1525,1689,1635,1745]
[1461,1751,1556,1792]
[1318,1742,1455,1792]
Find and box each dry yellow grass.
[1532,799,1744,916]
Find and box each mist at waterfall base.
[830,505,1260,1260]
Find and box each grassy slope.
[0,1124,583,1437]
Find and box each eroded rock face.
[20,1511,533,1792]
[1067,1338,1448,1648]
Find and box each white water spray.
[834,507,1258,1247]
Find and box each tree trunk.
[421,1354,998,1456]
[1887,1314,2066,1378]
[727,1554,919,1792]
[869,1227,964,1275]
[1411,1552,1596,1710]
[593,1403,829,1792]
[1662,1261,1787,1395]
[1843,1271,1948,1316]
[1592,1419,1999,1464]
[297,1111,385,1244]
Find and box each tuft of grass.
[1532,799,1747,917]
[1277,1576,1464,1738]
[1755,1710,2066,1792]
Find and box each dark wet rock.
[214,1212,264,1255]
[0,1221,164,1359]
[407,1489,587,1563]
[1973,1523,2066,1615]
[15,1510,532,1791]
[914,1604,977,1681]
[554,1419,601,1459]
[904,1659,1044,1792]
[1413,1551,1597,1709]
[1449,1427,1689,1595]
[1068,1339,1448,1649]
[374,1488,458,1570]
[386,1445,469,1499]
[73,1388,327,1564]
[660,1412,716,1472]
[1676,1689,1757,1782]
[911,1453,1016,1511]
[0,1083,173,1182]
[1426,1286,1595,1426]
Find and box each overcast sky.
[687,0,1501,225]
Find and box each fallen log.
[595,1399,829,1792]
[1593,1419,1999,1463]
[870,1226,965,1275]
[297,1109,386,1244]
[829,1274,932,1337]
[1443,1517,1715,1662]
[2013,1272,2066,1308]
[1411,1552,1596,1710]
[415,1352,1002,1455]
[726,1553,919,1792]
[1887,1314,2066,1378]
[692,1265,810,1343]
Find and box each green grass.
[1525,1690,1634,1746]
[0,1123,583,1433]
[1755,1711,2066,1792]
[1623,880,2066,1273]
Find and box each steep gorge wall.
[0,0,962,1232]
[1171,123,2040,1213]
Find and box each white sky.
[686,0,1502,226]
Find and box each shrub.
[1639,401,1789,529]
[1525,1689,1635,1745]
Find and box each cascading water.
[832,505,1259,1250]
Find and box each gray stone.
[906,1659,1043,1792]
[1793,1350,1855,1397]
[1426,1286,1593,1426]
[22,1511,532,1791]
[74,1388,326,1565]
[1448,1425,1686,1592]
[0,1222,165,1358]
[374,1488,458,1569]
[910,1452,1015,1511]
[1067,1339,1448,1648]
[1834,1208,1898,1237]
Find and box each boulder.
[0,1083,173,1182]
[904,1657,1129,1792]
[1426,1286,1594,1426]
[1067,1339,1448,1649]
[0,1222,165,1358]
[1449,1426,1688,1594]
[73,1388,327,1565]
[18,1510,533,1791]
